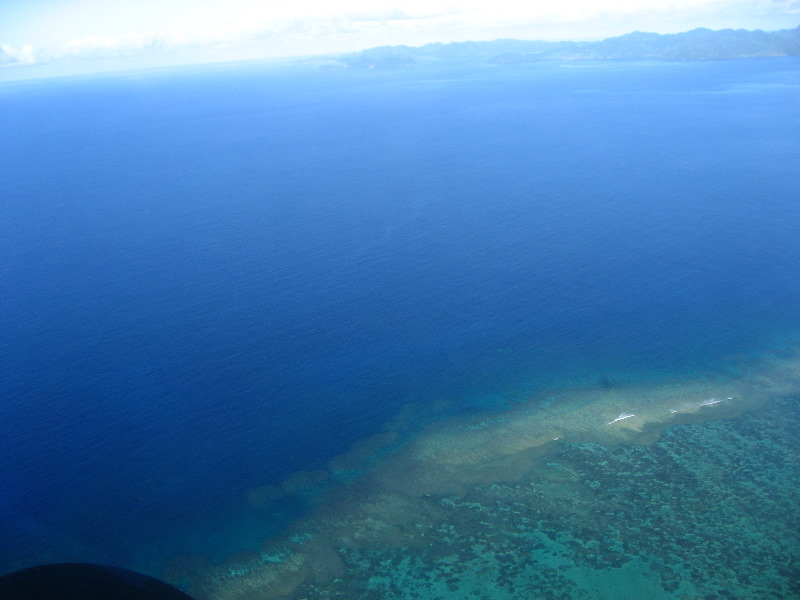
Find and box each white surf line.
[669,396,732,413]
[607,412,635,425]
[699,397,724,406]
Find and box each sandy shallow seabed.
[167,348,800,600]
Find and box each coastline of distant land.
[335,25,800,68]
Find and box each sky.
[1,0,799,76]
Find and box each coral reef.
[305,398,800,599]
[170,350,800,599]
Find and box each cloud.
[0,44,38,64]
[63,31,189,58]
[0,47,16,64]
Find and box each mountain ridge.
[336,25,800,68]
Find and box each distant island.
[336,25,800,68]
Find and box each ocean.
[1,57,798,598]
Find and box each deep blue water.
[1,58,799,573]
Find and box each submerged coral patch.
[172,350,800,600]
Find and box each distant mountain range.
[336,26,800,68]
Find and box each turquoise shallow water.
[337,397,800,600]
[170,346,800,600]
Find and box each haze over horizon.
[2,0,799,79]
